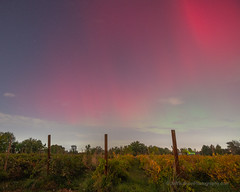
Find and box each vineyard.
[0,153,240,192]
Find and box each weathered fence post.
[104,134,108,175]
[4,137,12,171]
[47,134,51,175]
[171,130,180,175]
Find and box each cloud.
[0,113,141,149]
[159,97,184,105]
[0,112,62,130]
[3,92,16,98]
[0,112,83,149]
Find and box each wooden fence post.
[4,138,12,171]
[47,134,51,175]
[171,130,180,175]
[104,134,108,175]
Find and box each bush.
[92,157,131,191]
[0,153,46,180]
[49,154,86,186]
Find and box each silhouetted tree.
[201,145,212,155]
[70,145,78,153]
[0,132,15,153]
[188,148,194,152]
[227,140,240,155]
[85,144,91,154]
[18,138,45,153]
[159,147,171,154]
[90,146,103,155]
[129,141,148,156]
[51,144,66,154]
[215,144,223,155]
[109,146,122,155]
[148,145,160,154]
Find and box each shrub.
[92,156,131,191]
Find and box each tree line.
[0,132,65,154]
[0,132,239,155]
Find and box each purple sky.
[0,0,240,151]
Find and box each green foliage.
[17,138,45,153]
[70,145,78,153]
[201,145,213,156]
[85,144,103,155]
[0,154,46,179]
[0,153,240,191]
[201,144,230,156]
[0,153,86,191]
[109,144,171,156]
[91,146,104,155]
[215,144,223,155]
[0,132,15,153]
[116,183,149,192]
[92,157,130,191]
[49,154,85,184]
[51,144,66,154]
[129,141,148,156]
[227,140,240,155]
[85,144,91,154]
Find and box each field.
[0,153,240,192]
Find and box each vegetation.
[0,153,239,192]
[0,131,240,191]
[138,154,240,191]
[0,132,15,153]
[1,132,240,156]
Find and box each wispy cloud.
[3,92,16,98]
[0,112,62,130]
[0,113,139,149]
[159,97,184,105]
[0,112,83,149]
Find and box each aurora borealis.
[0,0,240,150]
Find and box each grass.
[113,159,158,192]
[0,169,237,192]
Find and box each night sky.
[1,0,240,151]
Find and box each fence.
[3,130,180,177]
